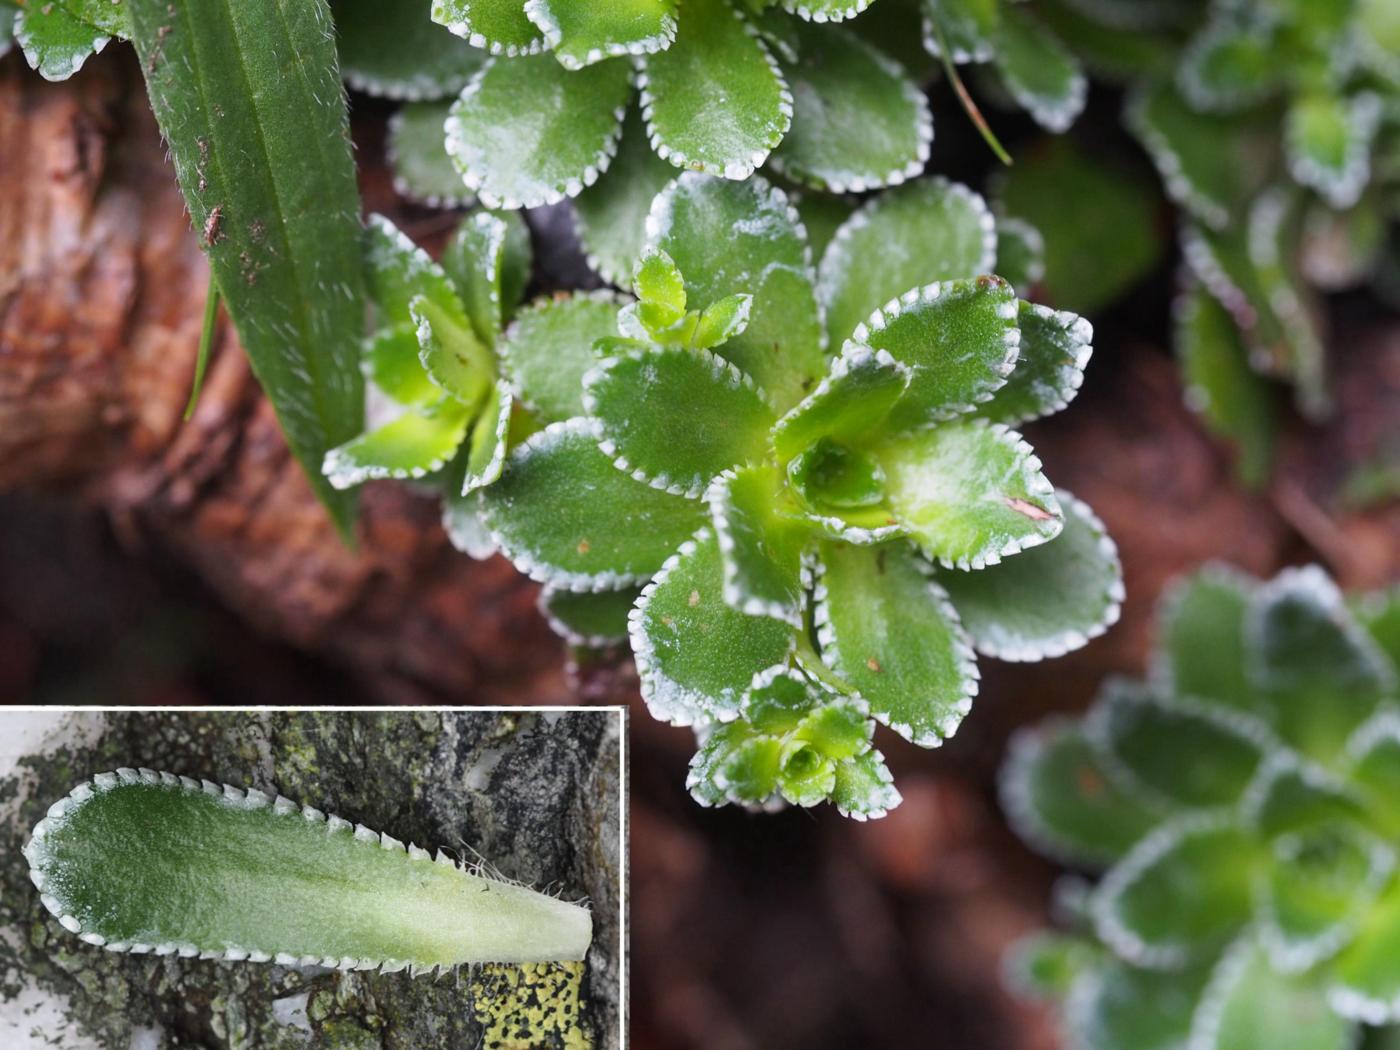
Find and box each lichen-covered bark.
[0,709,623,1049]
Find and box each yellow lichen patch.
[470,961,592,1050]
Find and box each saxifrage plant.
[426,171,1123,818]
[25,768,592,972]
[1001,564,1400,1049]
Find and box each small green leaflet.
[432,0,545,55]
[15,2,110,82]
[524,0,679,70]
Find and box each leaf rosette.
[1001,565,1400,1049]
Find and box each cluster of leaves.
[1002,564,1400,1049]
[351,169,1120,818]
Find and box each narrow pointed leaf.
[639,0,791,180]
[479,419,707,591]
[129,0,367,537]
[15,3,109,82]
[872,419,1062,570]
[1192,940,1354,1050]
[632,529,796,726]
[976,301,1092,426]
[323,403,471,489]
[773,346,911,462]
[938,492,1123,662]
[815,540,978,746]
[388,102,474,209]
[335,0,484,100]
[431,0,544,55]
[769,23,931,193]
[499,292,625,423]
[446,54,632,209]
[646,172,825,411]
[707,463,809,626]
[819,178,996,348]
[584,346,775,497]
[524,0,678,69]
[991,6,1085,132]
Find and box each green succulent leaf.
[584,346,776,498]
[431,0,545,55]
[323,402,473,489]
[55,0,130,36]
[574,106,679,286]
[773,346,912,462]
[1285,90,1382,211]
[793,191,857,262]
[691,294,753,350]
[632,528,797,726]
[976,301,1092,426]
[443,209,533,342]
[441,486,495,559]
[938,491,1123,662]
[334,0,484,100]
[992,217,1045,294]
[819,178,996,349]
[778,0,876,21]
[367,326,440,408]
[815,540,978,747]
[922,0,997,62]
[769,22,931,193]
[852,276,1020,431]
[742,665,822,736]
[1192,939,1355,1050]
[499,292,627,423]
[1347,714,1400,837]
[633,248,688,328]
[1153,565,1259,714]
[831,748,901,821]
[1352,587,1400,672]
[1067,960,1212,1050]
[1092,816,1259,968]
[991,5,1086,133]
[461,379,512,494]
[479,419,707,591]
[445,54,631,209]
[387,102,475,209]
[639,0,791,180]
[538,584,641,647]
[1175,11,1282,112]
[689,723,783,806]
[365,215,464,330]
[524,0,679,70]
[409,295,493,407]
[707,463,810,626]
[999,720,1161,869]
[872,419,1062,570]
[645,173,826,410]
[15,2,109,81]
[1331,880,1400,1025]
[1244,758,1366,840]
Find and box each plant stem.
[184,273,220,421]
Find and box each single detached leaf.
[129,0,366,537]
[938,491,1123,662]
[323,402,471,489]
[388,102,475,209]
[538,584,641,647]
[15,3,109,82]
[645,173,825,409]
[632,528,796,726]
[1192,940,1354,1050]
[773,345,911,462]
[991,5,1085,133]
[831,749,901,820]
[446,54,632,209]
[335,0,484,100]
[819,178,996,348]
[1285,90,1382,211]
[574,105,678,286]
[499,292,625,423]
[431,0,544,55]
[442,208,533,342]
[769,22,931,193]
[1331,880,1400,1025]
[639,0,791,180]
[976,301,1093,426]
[999,719,1160,869]
[524,0,678,69]
[1153,565,1258,713]
[873,419,1062,570]
[851,275,1020,430]
[1067,961,1212,1050]
[707,462,809,626]
[479,419,707,591]
[584,346,775,498]
[1093,817,1259,967]
[24,771,590,968]
[815,540,978,747]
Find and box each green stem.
[184,273,220,421]
[928,16,1013,167]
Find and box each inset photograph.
[0,707,624,1049]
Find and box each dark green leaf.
[707,462,810,626]
[431,0,545,55]
[538,584,641,647]
[991,5,1085,133]
[335,0,483,100]
[976,300,1092,426]
[525,0,678,70]
[388,102,475,208]
[499,291,626,423]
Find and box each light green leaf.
[1090,680,1267,809]
[939,491,1122,661]
[692,294,753,350]
[742,665,824,736]
[1193,940,1355,1050]
[1331,880,1400,1024]
[461,379,512,494]
[639,0,791,180]
[1244,758,1365,840]
[367,325,439,408]
[645,173,825,410]
[55,0,130,36]
[129,0,366,538]
[707,462,810,626]
[634,248,688,329]
[993,216,1045,293]
[409,295,493,407]
[773,345,911,462]
[15,3,109,81]
[976,301,1092,426]
[584,346,774,497]
[445,54,632,208]
[364,215,465,330]
[873,419,1062,570]
[574,105,678,286]
[1093,816,1260,967]
[831,749,901,820]
[499,291,625,423]
[991,5,1085,133]
[538,584,640,647]
[1176,13,1282,112]
[853,276,1020,430]
[632,528,797,726]
[1285,90,1382,211]
[1352,587,1400,670]
[524,0,678,69]
[1000,719,1160,869]
[815,539,977,746]
[819,177,996,348]
[442,486,495,559]
[334,0,483,100]
[478,418,707,591]
[323,402,472,489]
[442,208,533,340]
[788,439,891,520]
[1067,960,1211,1050]
[388,102,475,209]
[1346,714,1400,838]
[688,723,783,806]
[431,0,544,55]
[1152,565,1259,713]
[769,22,931,193]
[794,191,857,262]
